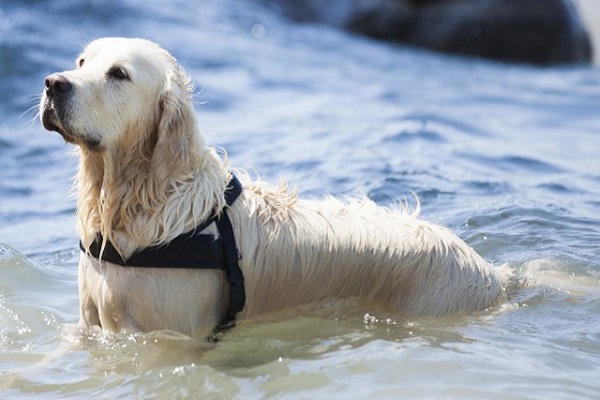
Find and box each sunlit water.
[1,1,600,398]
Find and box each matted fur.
[40,37,510,337]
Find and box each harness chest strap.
[80,175,245,341]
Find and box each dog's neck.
[76,134,229,259]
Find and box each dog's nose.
[44,73,72,97]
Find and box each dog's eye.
[107,66,129,81]
[78,58,85,68]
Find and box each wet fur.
[41,37,510,337]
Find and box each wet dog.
[41,37,510,337]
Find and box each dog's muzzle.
[41,73,72,134]
[40,74,102,151]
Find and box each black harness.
[80,175,245,342]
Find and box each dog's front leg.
[77,254,102,328]
[78,284,100,328]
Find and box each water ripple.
[458,152,565,175]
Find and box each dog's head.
[40,37,197,165]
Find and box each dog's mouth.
[41,102,103,151]
[41,105,67,136]
[41,104,78,144]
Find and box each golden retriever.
[40,37,510,338]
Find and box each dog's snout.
[44,73,72,97]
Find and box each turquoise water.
[1,1,599,398]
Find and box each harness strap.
[81,232,226,269]
[206,208,246,343]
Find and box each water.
[1,0,600,398]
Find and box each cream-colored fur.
[40,37,509,337]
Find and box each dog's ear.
[152,66,200,181]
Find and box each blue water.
[1,0,600,398]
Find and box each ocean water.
[1,0,600,398]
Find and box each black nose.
[44,73,72,97]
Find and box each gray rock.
[264,0,592,65]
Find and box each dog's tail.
[517,258,600,296]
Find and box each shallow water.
[1,0,600,398]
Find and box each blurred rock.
[264,0,592,65]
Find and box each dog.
[40,37,510,338]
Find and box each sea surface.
[1,1,600,398]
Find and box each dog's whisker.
[17,97,44,131]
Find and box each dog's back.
[230,187,508,319]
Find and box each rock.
[264,0,593,65]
